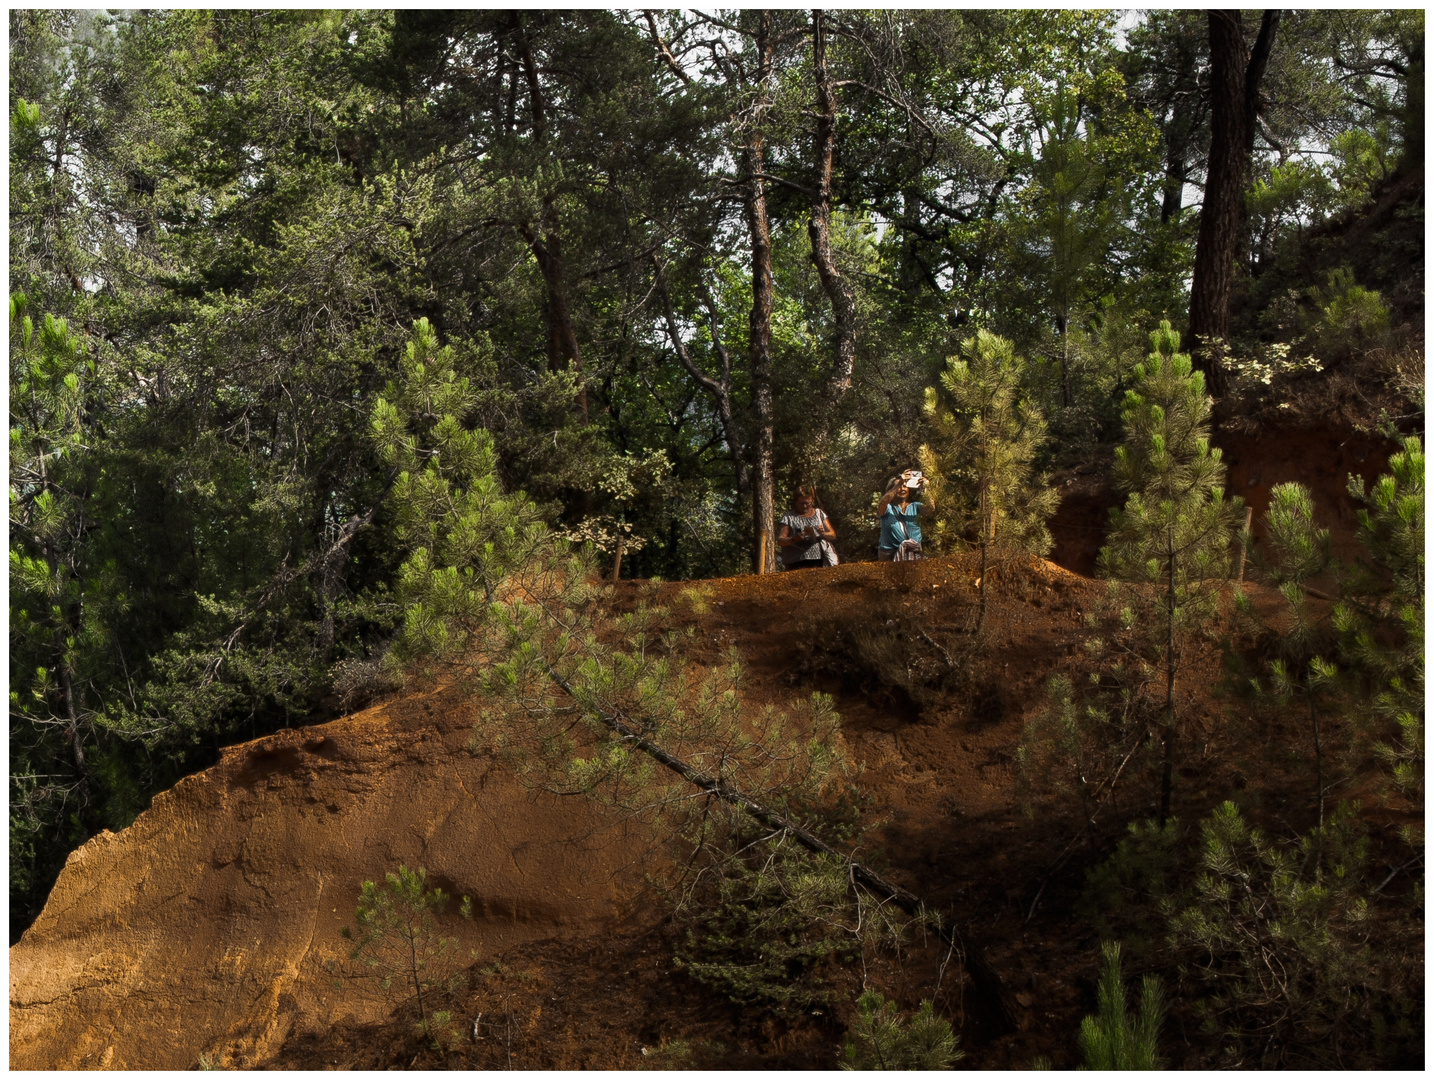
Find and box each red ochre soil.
[8,422,1415,1071]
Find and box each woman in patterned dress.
[777,487,837,570]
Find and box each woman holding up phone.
[877,469,932,561]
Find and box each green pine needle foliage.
[840,990,962,1070]
[1078,941,1165,1070]
[1342,436,1424,798]
[1100,320,1242,589]
[1167,801,1421,1069]
[334,864,473,1026]
[674,847,862,1007]
[919,328,1058,559]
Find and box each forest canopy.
[8,8,1422,943]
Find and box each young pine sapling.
[1099,320,1242,824]
[920,329,1057,633]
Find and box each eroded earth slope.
[10,422,1414,1069]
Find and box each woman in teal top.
[877,470,933,560]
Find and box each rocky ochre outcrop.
[9,689,645,1069]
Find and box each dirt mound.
[9,689,648,1070]
[5,553,1137,1069]
[11,540,1407,1069]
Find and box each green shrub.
[1017,674,1147,842]
[1080,817,1182,964]
[673,846,875,1008]
[1307,268,1389,357]
[1167,802,1420,1068]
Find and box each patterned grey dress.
[778,509,830,567]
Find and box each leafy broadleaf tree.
[1099,320,1242,824]
[919,329,1058,632]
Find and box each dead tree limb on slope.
[544,662,1020,1032]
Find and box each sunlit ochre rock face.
[9,689,645,1070]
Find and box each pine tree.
[369,317,548,673]
[840,990,962,1070]
[8,293,122,912]
[1078,941,1165,1069]
[1258,482,1341,830]
[1099,320,1241,824]
[335,864,473,1031]
[1340,436,1423,798]
[920,329,1058,632]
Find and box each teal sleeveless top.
[879,502,922,550]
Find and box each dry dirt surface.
[8,690,651,1070]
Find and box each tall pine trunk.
[517,16,588,426]
[529,208,589,424]
[1188,9,1279,397]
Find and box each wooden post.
[610,534,625,582]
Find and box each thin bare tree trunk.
[808,9,858,398]
[652,256,750,497]
[59,663,88,785]
[1236,504,1253,582]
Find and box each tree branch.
[542,659,1018,1031]
[642,10,692,85]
